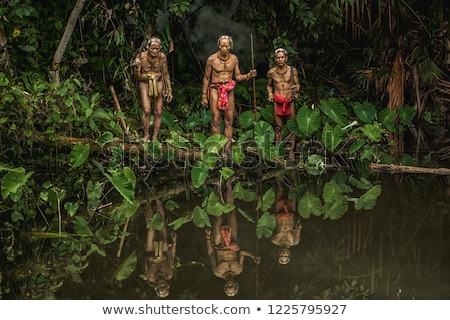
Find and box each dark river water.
[54,170,450,300]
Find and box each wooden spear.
[251,32,257,122]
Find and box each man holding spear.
[201,35,257,159]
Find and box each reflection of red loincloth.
[210,81,236,110]
[276,212,294,220]
[218,225,240,251]
[274,94,293,116]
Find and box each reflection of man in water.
[271,175,302,264]
[205,180,260,296]
[140,199,177,298]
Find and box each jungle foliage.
[0,0,449,299]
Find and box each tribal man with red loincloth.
[201,35,257,159]
[266,48,301,159]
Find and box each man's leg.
[152,93,164,141]
[223,93,235,156]
[286,102,296,159]
[209,89,221,135]
[139,82,151,142]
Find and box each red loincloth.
[210,81,236,110]
[274,94,293,116]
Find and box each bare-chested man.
[271,174,302,264]
[134,37,173,142]
[201,35,257,158]
[266,48,300,159]
[205,180,260,296]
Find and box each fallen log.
[370,163,450,175]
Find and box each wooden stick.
[116,217,129,258]
[251,32,257,122]
[110,85,130,142]
[370,163,450,175]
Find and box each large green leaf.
[353,101,376,123]
[319,98,347,126]
[232,181,256,201]
[192,206,211,228]
[323,180,344,204]
[69,143,90,168]
[323,198,348,220]
[1,168,33,200]
[354,185,382,210]
[191,161,209,188]
[256,211,276,239]
[398,105,417,125]
[204,134,227,154]
[166,131,190,149]
[144,140,162,158]
[378,108,397,132]
[114,250,137,281]
[254,120,275,148]
[254,121,276,159]
[296,105,321,137]
[239,110,256,129]
[256,188,275,211]
[298,191,322,218]
[360,123,382,142]
[322,124,343,152]
[104,167,136,204]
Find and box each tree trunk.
[370,163,450,175]
[50,0,86,84]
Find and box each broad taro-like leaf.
[353,101,376,124]
[113,200,139,220]
[191,161,209,188]
[166,131,190,149]
[349,176,373,190]
[69,143,90,168]
[232,181,256,201]
[354,185,382,210]
[204,134,227,154]
[73,216,94,236]
[254,120,275,148]
[360,123,382,142]
[169,215,193,231]
[322,124,343,152]
[239,110,256,129]
[378,108,397,132]
[256,211,276,239]
[98,131,118,147]
[323,180,344,204]
[144,140,162,158]
[104,167,136,204]
[319,98,347,126]
[259,104,273,123]
[304,154,325,176]
[193,133,207,148]
[398,105,417,125]
[349,139,365,154]
[323,198,348,220]
[298,191,322,218]
[296,105,321,137]
[1,168,33,200]
[256,188,275,211]
[192,206,211,228]
[146,212,164,231]
[206,192,223,216]
[220,167,235,180]
[114,250,137,281]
